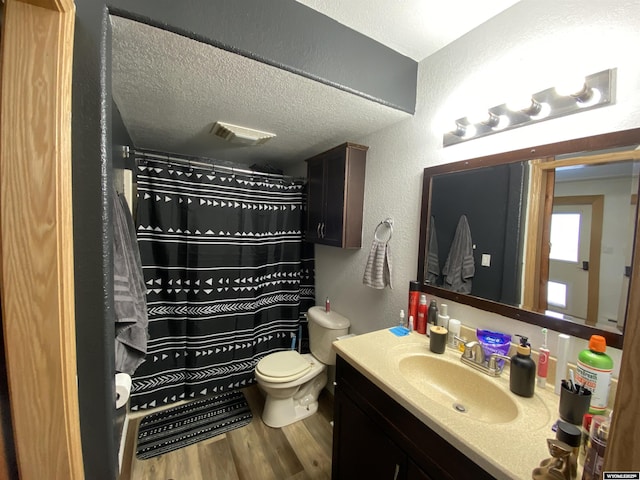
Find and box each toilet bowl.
[255,306,350,428]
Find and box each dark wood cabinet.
[334,389,407,479]
[332,356,493,480]
[305,143,367,248]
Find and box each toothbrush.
[569,369,576,392]
[537,328,550,388]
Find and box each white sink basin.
[398,353,518,424]
[387,343,551,427]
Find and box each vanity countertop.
[332,328,568,480]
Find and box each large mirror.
[418,128,640,349]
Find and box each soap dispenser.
[510,335,536,397]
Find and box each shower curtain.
[130,155,315,410]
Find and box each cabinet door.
[333,388,406,480]
[321,148,347,246]
[407,460,434,480]
[306,157,325,243]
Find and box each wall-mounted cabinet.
[305,143,367,248]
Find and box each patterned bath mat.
[135,390,252,459]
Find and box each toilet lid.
[256,350,312,378]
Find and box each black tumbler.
[559,383,592,425]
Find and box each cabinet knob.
[317,223,321,238]
[321,222,325,238]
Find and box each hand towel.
[363,239,393,289]
[113,187,149,374]
[442,214,475,294]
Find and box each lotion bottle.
[510,335,536,397]
[437,303,449,329]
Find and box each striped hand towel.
[363,240,393,289]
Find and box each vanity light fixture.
[452,120,476,139]
[444,68,616,147]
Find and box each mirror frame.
[417,127,640,349]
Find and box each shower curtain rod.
[131,148,303,182]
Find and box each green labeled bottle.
[575,335,613,415]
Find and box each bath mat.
[135,390,252,459]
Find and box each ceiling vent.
[210,121,276,146]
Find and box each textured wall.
[315,0,640,371]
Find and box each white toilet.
[255,306,350,428]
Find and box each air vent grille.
[210,121,276,145]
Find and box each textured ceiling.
[111,16,410,170]
[111,2,520,169]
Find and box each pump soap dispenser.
[510,335,536,397]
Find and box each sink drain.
[453,403,467,413]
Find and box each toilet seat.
[256,350,312,383]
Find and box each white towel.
[363,240,393,289]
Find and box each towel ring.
[374,218,393,243]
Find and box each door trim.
[0,0,83,478]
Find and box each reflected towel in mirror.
[426,216,440,285]
[442,215,475,293]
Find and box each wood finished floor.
[119,385,334,480]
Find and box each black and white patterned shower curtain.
[130,156,315,411]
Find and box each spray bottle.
[416,294,427,334]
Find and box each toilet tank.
[307,306,350,365]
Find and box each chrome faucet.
[454,336,510,377]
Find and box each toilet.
[255,306,350,428]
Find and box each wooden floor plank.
[239,387,305,477]
[197,436,240,480]
[301,391,334,458]
[225,415,279,480]
[120,385,334,480]
[282,419,332,480]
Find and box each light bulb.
[462,123,477,138]
[530,102,551,119]
[491,114,510,130]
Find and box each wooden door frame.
[0,0,83,479]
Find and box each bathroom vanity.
[332,329,561,479]
[332,356,493,479]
